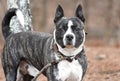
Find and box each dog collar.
[53,44,83,62]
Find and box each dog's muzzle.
[66,34,74,45]
[64,34,76,48]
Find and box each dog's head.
[54,4,85,56]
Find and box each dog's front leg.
[46,66,62,81]
[46,67,53,81]
[46,67,58,81]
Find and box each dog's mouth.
[65,45,74,48]
[63,40,75,48]
[66,41,72,45]
[64,41,75,48]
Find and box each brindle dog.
[1,4,87,81]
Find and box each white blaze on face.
[63,20,76,46]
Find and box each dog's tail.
[2,8,24,39]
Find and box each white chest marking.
[56,60,83,81]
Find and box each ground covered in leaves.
[0,45,120,81]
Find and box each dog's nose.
[66,35,73,41]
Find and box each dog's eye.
[74,27,81,32]
[71,25,77,28]
[57,28,64,32]
[76,27,81,30]
[63,25,68,31]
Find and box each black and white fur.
[1,4,87,81]
[53,5,87,81]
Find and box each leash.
[31,58,64,81]
[31,63,52,81]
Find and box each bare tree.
[7,0,33,33]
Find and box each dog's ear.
[54,5,64,23]
[75,4,85,23]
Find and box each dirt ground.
[0,45,120,81]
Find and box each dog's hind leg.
[5,69,17,81]
[2,60,18,81]
[16,58,39,81]
[16,59,33,81]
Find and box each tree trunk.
[7,0,33,33]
